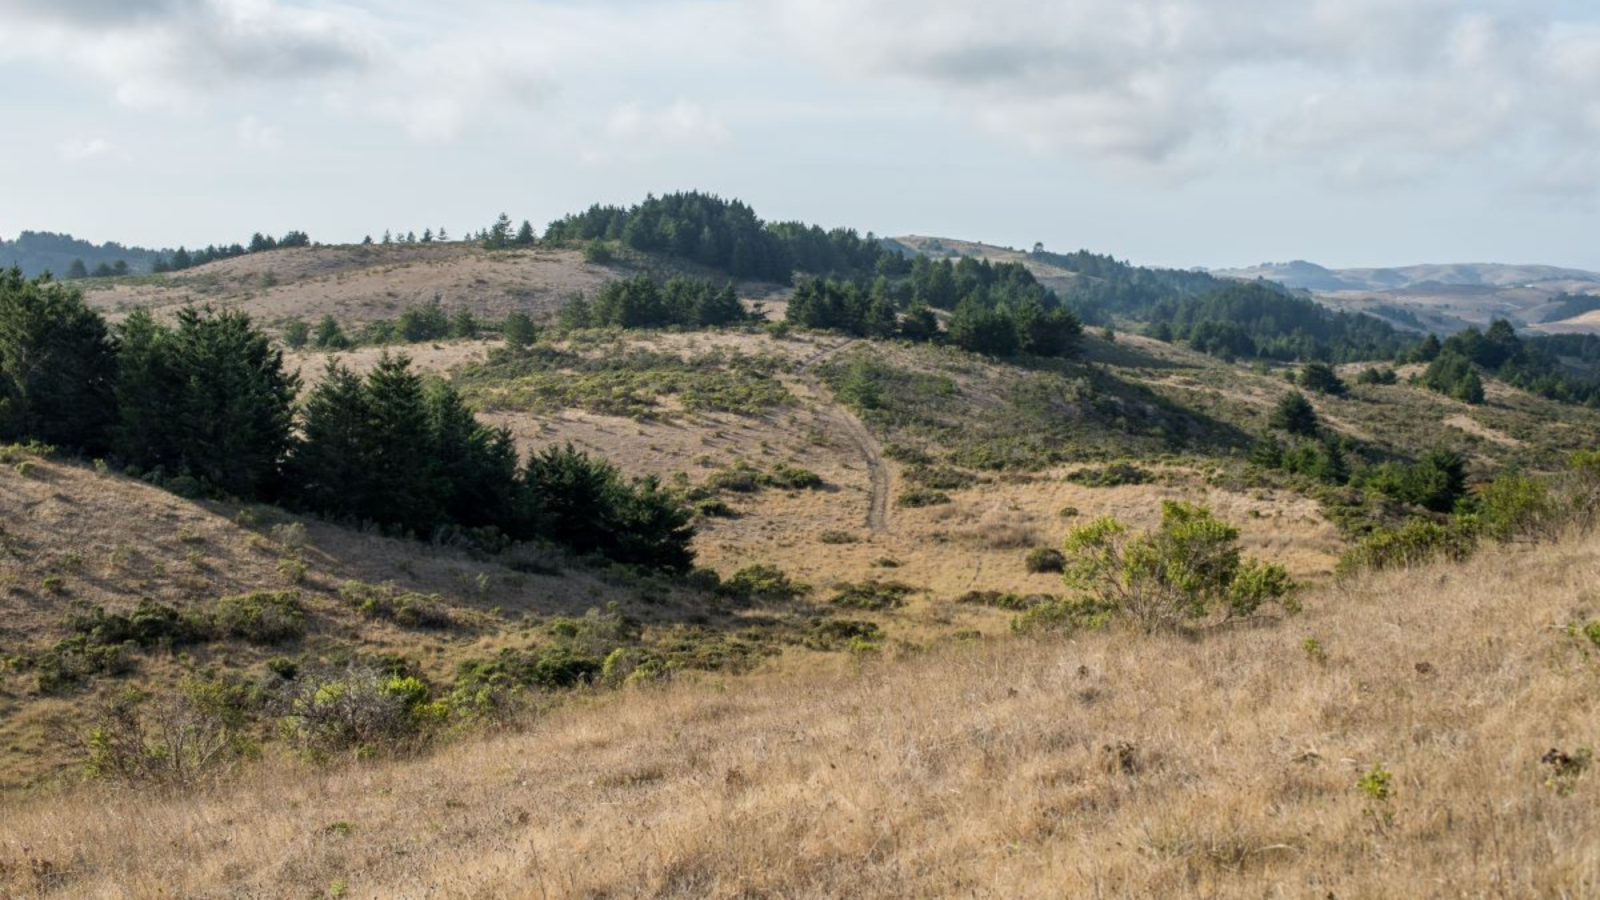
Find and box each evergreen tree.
[485,214,513,250]
[1270,391,1319,437]
[0,268,117,451]
[66,259,88,280]
[287,361,374,520]
[449,308,478,340]
[313,315,349,350]
[514,220,536,246]
[282,318,311,350]
[502,310,538,347]
[1298,362,1347,396]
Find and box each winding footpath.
[797,339,892,533]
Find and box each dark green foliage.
[312,315,349,350]
[1298,362,1347,396]
[785,259,1081,359]
[1025,547,1066,573]
[0,231,164,279]
[1361,448,1468,513]
[1410,333,1442,363]
[281,318,310,349]
[1337,518,1478,574]
[803,619,884,651]
[0,269,117,451]
[1065,462,1153,487]
[1151,282,1411,363]
[545,193,794,282]
[398,299,451,343]
[582,239,615,264]
[1421,352,1485,404]
[501,311,538,348]
[1270,391,1319,437]
[214,591,305,644]
[113,306,299,497]
[521,443,695,572]
[560,275,751,330]
[716,564,807,602]
[897,487,951,507]
[1355,366,1398,386]
[828,580,917,610]
[291,354,520,536]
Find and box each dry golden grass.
[4,532,1597,898]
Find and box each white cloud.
[59,137,112,161]
[772,0,1600,196]
[236,114,282,151]
[607,101,730,146]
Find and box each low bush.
[214,591,305,644]
[1337,519,1478,574]
[1065,462,1153,488]
[897,487,951,508]
[1024,547,1066,573]
[716,564,809,603]
[828,581,918,610]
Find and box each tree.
[485,214,513,250]
[113,307,299,498]
[514,220,536,247]
[502,311,538,348]
[1270,391,1319,437]
[66,259,88,280]
[520,443,694,572]
[91,262,115,278]
[313,315,349,350]
[282,319,310,350]
[0,269,118,451]
[1298,362,1347,396]
[449,308,478,340]
[287,361,375,521]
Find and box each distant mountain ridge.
[1214,260,1600,293]
[1,231,165,279]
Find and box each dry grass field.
[3,530,1596,898]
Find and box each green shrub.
[904,465,977,491]
[818,530,857,545]
[1060,501,1296,632]
[803,619,884,651]
[1011,596,1115,635]
[1476,471,1554,542]
[1024,547,1066,573]
[214,591,305,644]
[1337,518,1478,574]
[828,581,917,610]
[897,487,951,508]
[1065,462,1152,488]
[766,464,823,490]
[955,591,1050,611]
[716,564,809,602]
[337,582,453,629]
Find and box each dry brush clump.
[2,533,1599,897]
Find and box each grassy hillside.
[4,529,1597,897]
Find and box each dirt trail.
[798,339,891,532]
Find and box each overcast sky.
[2,0,1599,269]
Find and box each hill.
[0,231,165,280]
[1214,260,1600,335]
[4,526,1597,897]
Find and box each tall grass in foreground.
[3,533,1599,897]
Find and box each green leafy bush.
[1337,518,1478,574]
[716,564,809,602]
[1060,501,1296,632]
[897,487,951,508]
[214,591,305,644]
[828,581,918,610]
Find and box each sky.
[2,0,1599,270]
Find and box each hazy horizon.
[3,0,1599,271]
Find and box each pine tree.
[485,214,513,250]
[313,315,349,350]
[514,220,536,246]
[288,361,375,519]
[66,259,88,280]
[1270,391,1319,437]
[0,268,117,451]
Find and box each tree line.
[0,268,694,572]
[785,257,1082,358]
[151,230,312,273]
[542,191,905,284]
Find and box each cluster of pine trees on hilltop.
[0,268,694,572]
[542,191,906,283]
